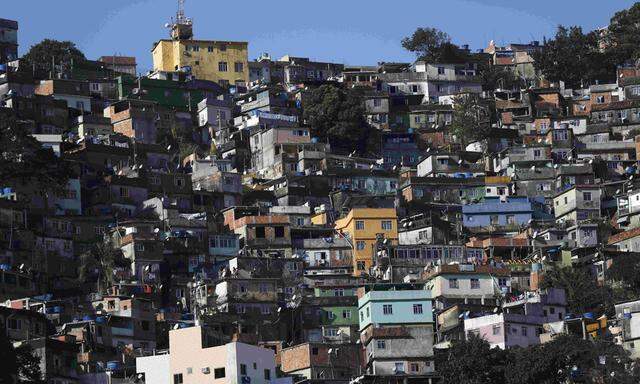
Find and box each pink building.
[136,325,291,384]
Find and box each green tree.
[302,85,375,153]
[532,26,615,88]
[0,112,73,195]
[540,266,607,315]
[608,2,640,63]
[449,93,494,148]
[15,343,44,384]
[507,335,639,384]
[0,330,44,384]
[401,27,468,63]
[435,334,509,384]
[0,328,18,383]
[21,39,86,75]
[478,63,524,91]
[78,238,116,294]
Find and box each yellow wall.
[152,39,249,85]
[334,208,398,276]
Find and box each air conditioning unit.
[202,367,210,374]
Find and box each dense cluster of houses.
[2,4,640,384]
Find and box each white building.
[136,325,291,384]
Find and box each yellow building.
[152,39,249,86]
[335,208,398,276]
[151,10,249,87]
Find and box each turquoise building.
[358,283,433,331]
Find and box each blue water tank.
[96,316,106,324]
[106,361,120,371]
[583,312,595,320]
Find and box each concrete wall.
[137,354,170,384]
[430,274,501,300]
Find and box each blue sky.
[4,0,637,73]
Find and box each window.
[207,46,214,52]
[357,261,366,270]
[334,288,344,297]
[355,220,365,230]
[521,326,528,336]
[218,61,228,72]
[342,310,352,319]
[119,187,129,198]
[506,215,516,225]
[381,220,392,230]
[240,364,247,375]
[449,278,459,289]
[234,62,244,72]
[413,304,423,314]
[264,369,271,380]
[356,241,366,250]
[394,362,405,373]
[214,368,225,379]
[596,95,605,104]
[470,278,480,289]
[498,278,508,287]
[328,311,336,320]
[173,374,183,384]
[373,98,382,107]
[410,363,420,373]
[437,66,445,75]
[383,304,393,315]
[492,325,501,335]
[583,192,592,201]
[135,243,144,252]
[377,340,386,349]
[255,227,265,238]
[490,215,499,225]
[274,226,285,238]
[8,318,20,330]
